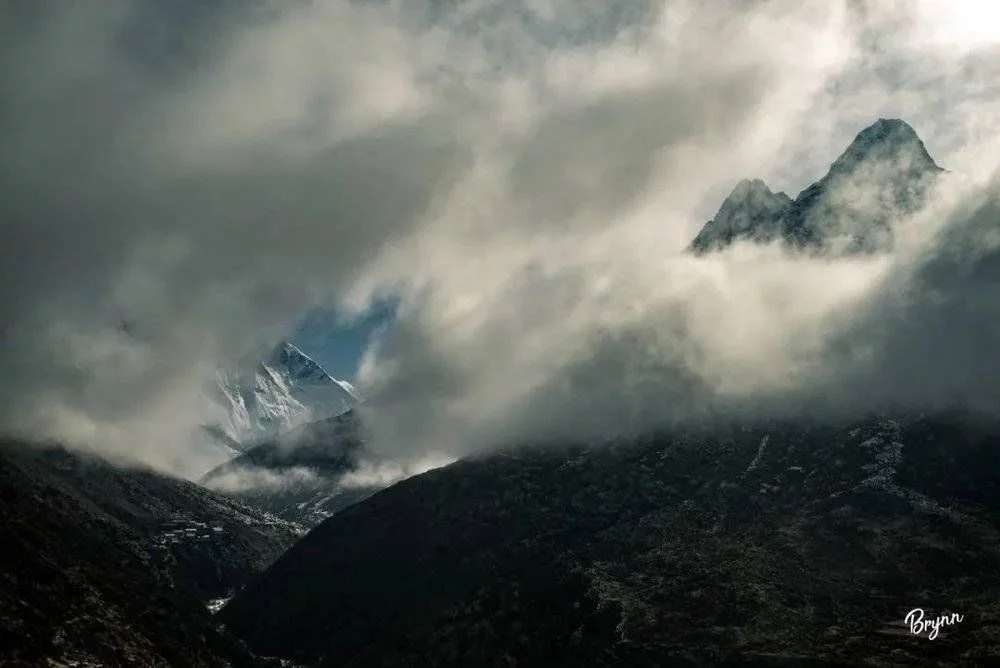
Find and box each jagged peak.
[689,117,943,256]
[689,178,793,254]
[829,118,941,175]
[859,117,919,139]
[725,178,784,201]
[715,178,792,220]
[267,340,322,371]
[274,340,308,360]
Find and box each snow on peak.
[209,340,360,448]
[266,342,329,383]
[333,378,362,402]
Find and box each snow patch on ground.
[746,434,769,472]
[207,596,232,614]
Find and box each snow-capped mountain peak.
[266,342,331,384]
[210,341,359,448]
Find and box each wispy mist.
[2,1,1000,476]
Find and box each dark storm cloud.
[0,0,470,473]
[818,178,1000,415]
[2,0,1000,474]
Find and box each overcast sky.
[3,1,1000,477]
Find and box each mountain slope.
[1,442,302,603]
[221,412,1000,666]
[0,439,280,667]
[211,341,359,448]
[691,118,943,254]
[202,410,380,526]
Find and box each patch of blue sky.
[292,297,398,381]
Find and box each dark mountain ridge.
[0,439,287,667]
[691,118,943,254]
[202,410,381,526]
[1,441,302,602]
[689,178,793,252]
[221,410,1000,666]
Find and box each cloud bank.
[2,1,1000,476]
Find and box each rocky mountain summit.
[689,178,793,252]
[691,119,943,255]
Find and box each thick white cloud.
[2,1,999,476]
